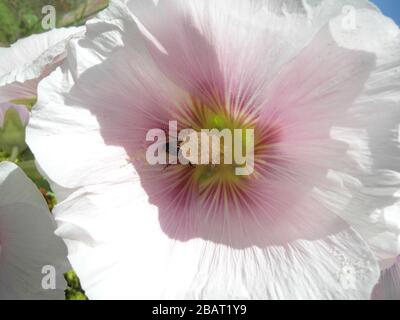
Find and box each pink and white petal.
[53,181,379,300]
[221,25,375,241]
[0,27,83,81]
[125,0,228,105]
[27,54,139,188]
[0,162,69,300]
[0,80,38,104]
[34,161,78,204]
[0,27,84,102]
[258,24,375,142]
[327,9,400,262]
[68,0,144,76]
[321,171,400,264]
[27,3,183,189]
[372,256,400,300]
[125,0,377,110]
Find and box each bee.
[163,140,195,169]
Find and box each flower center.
[165,98,268,191]
[136,96,283,245]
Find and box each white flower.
[0,162,68,299]
[0,26,84,104]
[27,0,400,299]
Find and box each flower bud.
[0,103,29,155]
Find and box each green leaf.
[64,270,88,300]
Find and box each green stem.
[9,146,19,162]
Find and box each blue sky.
[373,0,400,25]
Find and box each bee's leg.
[164,163,171,170]
[189,162,195,168]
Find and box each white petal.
[125,0,376,98]
[27,1,168,189]
[0,162,69,300]
[27,63,138,188]
[328,8,400,262]
[54,181,379,299]
[0,27,84,102]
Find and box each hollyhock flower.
[0,26,84,104]
[27,0,400,299]
[0,162,68,299]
